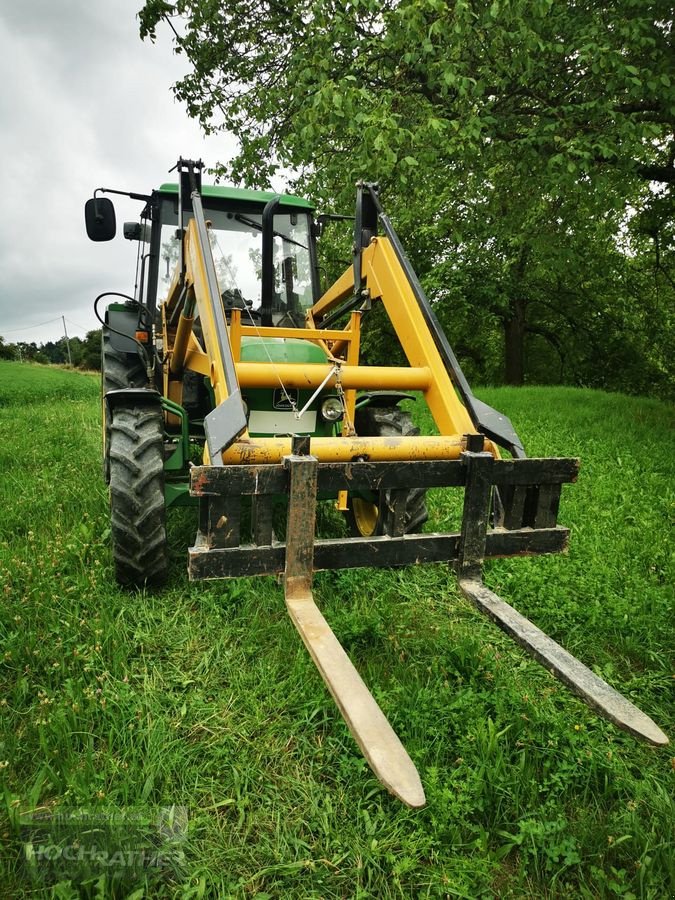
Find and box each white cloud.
[0,0,236,345]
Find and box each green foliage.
[0,337,17,361]
[140,0,675,395]
[0,363,673,897]
[140,0,674,189]
[40,330,103,371]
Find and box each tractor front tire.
[109,404,169,587]
[102,329,148,391]
[346,406,429,537]
[102,330,150,482]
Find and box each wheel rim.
[351,496,379,537]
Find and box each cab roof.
[157,182,313,210]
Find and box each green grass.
[0,361,672,898]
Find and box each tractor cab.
[149,183,319,328]
[147,183,339,441]
[87,165,337,444]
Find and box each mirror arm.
[94,187,153,203]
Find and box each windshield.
[157,201,315,326]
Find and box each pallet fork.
[180,178,667,805]
[190,437,667,807]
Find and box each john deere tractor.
[86,159,667,807]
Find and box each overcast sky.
[0,0,241,347]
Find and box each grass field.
[0,361,672,899]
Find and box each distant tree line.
[0,331,102,371]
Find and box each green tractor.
[86,159,666,808]
[91,161,428,589]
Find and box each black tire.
[109,404,169,587]
[102,329,148,392]
[346,406,429,537]
[102,330,149,481]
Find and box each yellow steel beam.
[337,309,362,510]
[364,238,475,436]
[170,292,195,376]
[183,218,234,410]
[310,263,355,321]
[312,238,475,439]
[239,324,355,343]
[235,362,431,391]
[184,338,210,377]
[342,310,361,435]
[163,255,183,316]
[310,238,478,440]
[229,307,242,362]
[301,308,331,357]
[221,434,471,465]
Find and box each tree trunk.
[503,246,530,386]
[504,296,526,385]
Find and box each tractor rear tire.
[109,404,169,587]
[346,406,429,537]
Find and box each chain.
[333,362,355,435]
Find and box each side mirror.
[85,196,116,241]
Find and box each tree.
[16,342,42,363]
[0,337,18,361]
[79,329,103,371]
[40,340,67,365]
[140,0,673,187]
[139,0,674,393]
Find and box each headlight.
[320,397,344,422]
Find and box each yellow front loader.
[86,159,667,807]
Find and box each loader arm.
[312,184,525,458]
[174,226,509,467]
[164,190,248,463]
[315,239,477,439]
